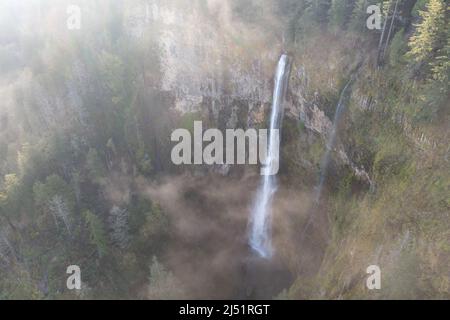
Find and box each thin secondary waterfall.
[314,80,352,204]
[249,54,290,258]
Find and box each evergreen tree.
[348,0,367,32]
[308,0,333,25]
[0,174,20,214]
[48,194,71,235]
[83,210,109,258]
[407,0,447,65]
[147,256,184,299]
[424,27,450,110]
[0,174,24,231]
[431,22,450,84]
[86,148,106,185]
[329,0,356,30]
[0,230,15,264]
[33,174,75,234]
[108,206,130,250]
[294,0,333,39]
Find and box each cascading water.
[249,54,290,258]
[314,79,352,203]
[298,79,354,252]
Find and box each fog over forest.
[0,0,448,300]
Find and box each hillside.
[0,0,448,299]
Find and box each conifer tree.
[329,0,356,30]
[33,174,75,235]
[84,210,109,258]
[430,17,450,84]
[348,0,369,32]
[147,256,184,299]
[108,206,130,250]
[407,0,447,65]
[86,148,107,185]
[304,0,333,25]
[48,195,71,235]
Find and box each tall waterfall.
[314,80,352,203]
[249,54,290,258]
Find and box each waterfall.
[314,80,352,203]
[249,54,290,258]
[297,79,354,251]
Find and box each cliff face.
[123,1,373,185]
[126,0,278,114]
[130,2,375,189]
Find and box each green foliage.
[98,51,125,105]
[388,29,407,65]
[0,267,44,300]
[141,203,169,239]
[329,0,355,30]
[147,256,184,299]
[291,0,332,40]
[231,0,263,24]
[0,173,31,223]
[0,0,171,299]
[83,210,109,258]
[348,0,368,32]
[407,0,447,66]
[136,146,152,176]
[412,0,429,17]
[430,28,450,84]
[0,174,20,209]
[307,0,333,25]
[33,175,74,209]
[86,148,106,184]
[179,111,202,133]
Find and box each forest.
[0,0,448,299]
